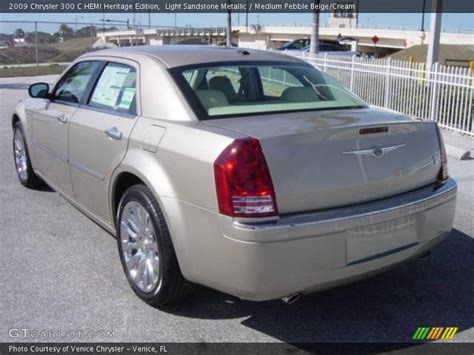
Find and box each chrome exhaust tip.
[281,293,301,305]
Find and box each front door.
[30,61,101,197]
[68,61,139,222]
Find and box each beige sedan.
[12,46,456,306]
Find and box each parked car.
[273,38,311,51]
[12,45,456,306]
[274,39,358,57]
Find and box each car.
[273,38,311,51]
[12,45,457,306]
[273,39,358,57]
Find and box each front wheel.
[13,122,43,188]
[116,184,193,307]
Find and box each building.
[327,0,358,28]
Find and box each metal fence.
[297,54,474,136]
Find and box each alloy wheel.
[120,201,160,293]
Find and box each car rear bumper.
[164,179,457,301]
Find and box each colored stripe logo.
[412,327,458,340]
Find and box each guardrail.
[296,54,474,136]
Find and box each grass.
[0,37,98,65]
[0,64,67,77]
[390,44,474,66]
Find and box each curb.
[445,144,471,161]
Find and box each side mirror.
[28,83,50,99]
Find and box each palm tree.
[226,0,232,47]
[309,0,320,56]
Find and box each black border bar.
[2,343,474,355]
[1,0,473,13]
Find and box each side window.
[89,63,137,114]
[258,67,303,97]
[291,40,307,50]
[54,61,100,104]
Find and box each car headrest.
[281,87,319,102]
[208,76,237,101]
[196,90,229,110]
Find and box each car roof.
[82,45,304,68]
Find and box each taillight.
[435,123,448,181]
[214,138,278,218]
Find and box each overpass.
[97,25,474,55]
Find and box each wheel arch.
[111,171,145,227]
[110,164,190,272]
[109,154,176,231]
[12,100,28,130]
[12,114,20,129]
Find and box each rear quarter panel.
[112,118,243,275]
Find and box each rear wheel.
[13,122,42,188]
[117,184,193,306]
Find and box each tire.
[116,184,193,307]
[13,122,43,188]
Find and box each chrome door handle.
[105,127,123,140]
[56,113,68,123]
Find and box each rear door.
[68,60,139,222]
[30,61,101,197]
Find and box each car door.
[68,60,139,222]
[30,61,101,197]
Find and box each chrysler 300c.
[12,46,457,306]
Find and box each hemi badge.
[360,127,389,135]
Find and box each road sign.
[371,35,379,45]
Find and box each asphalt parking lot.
[0,75,473,346]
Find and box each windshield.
[172,62,367,119]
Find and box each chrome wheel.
[120,201,160,293]
[14,129,28,182]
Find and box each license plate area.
[346,215,419,265]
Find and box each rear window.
[171,62,367,119]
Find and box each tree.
[226,0,232,47]
[0,33,13,41]
[14,28,25,39]
[76,25,98,38]
[57,24,74,40]
[309,0,320,56]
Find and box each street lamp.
[75,16,83,37]
[100,18,130,30]
[421,0,426,32]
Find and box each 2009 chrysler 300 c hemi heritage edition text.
[12,46,457,306]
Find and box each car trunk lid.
[205,108,442,214]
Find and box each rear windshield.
[170,62,367,120]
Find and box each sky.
[0,12,473,34]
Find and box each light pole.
[174,13,177,44]
[427,0,443,70]
[226,0,232,47]
[148,0,151,29]
[100,18,130,30]
[74,16,83,37]
[246,0,249,31]
[421,0,426,31]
